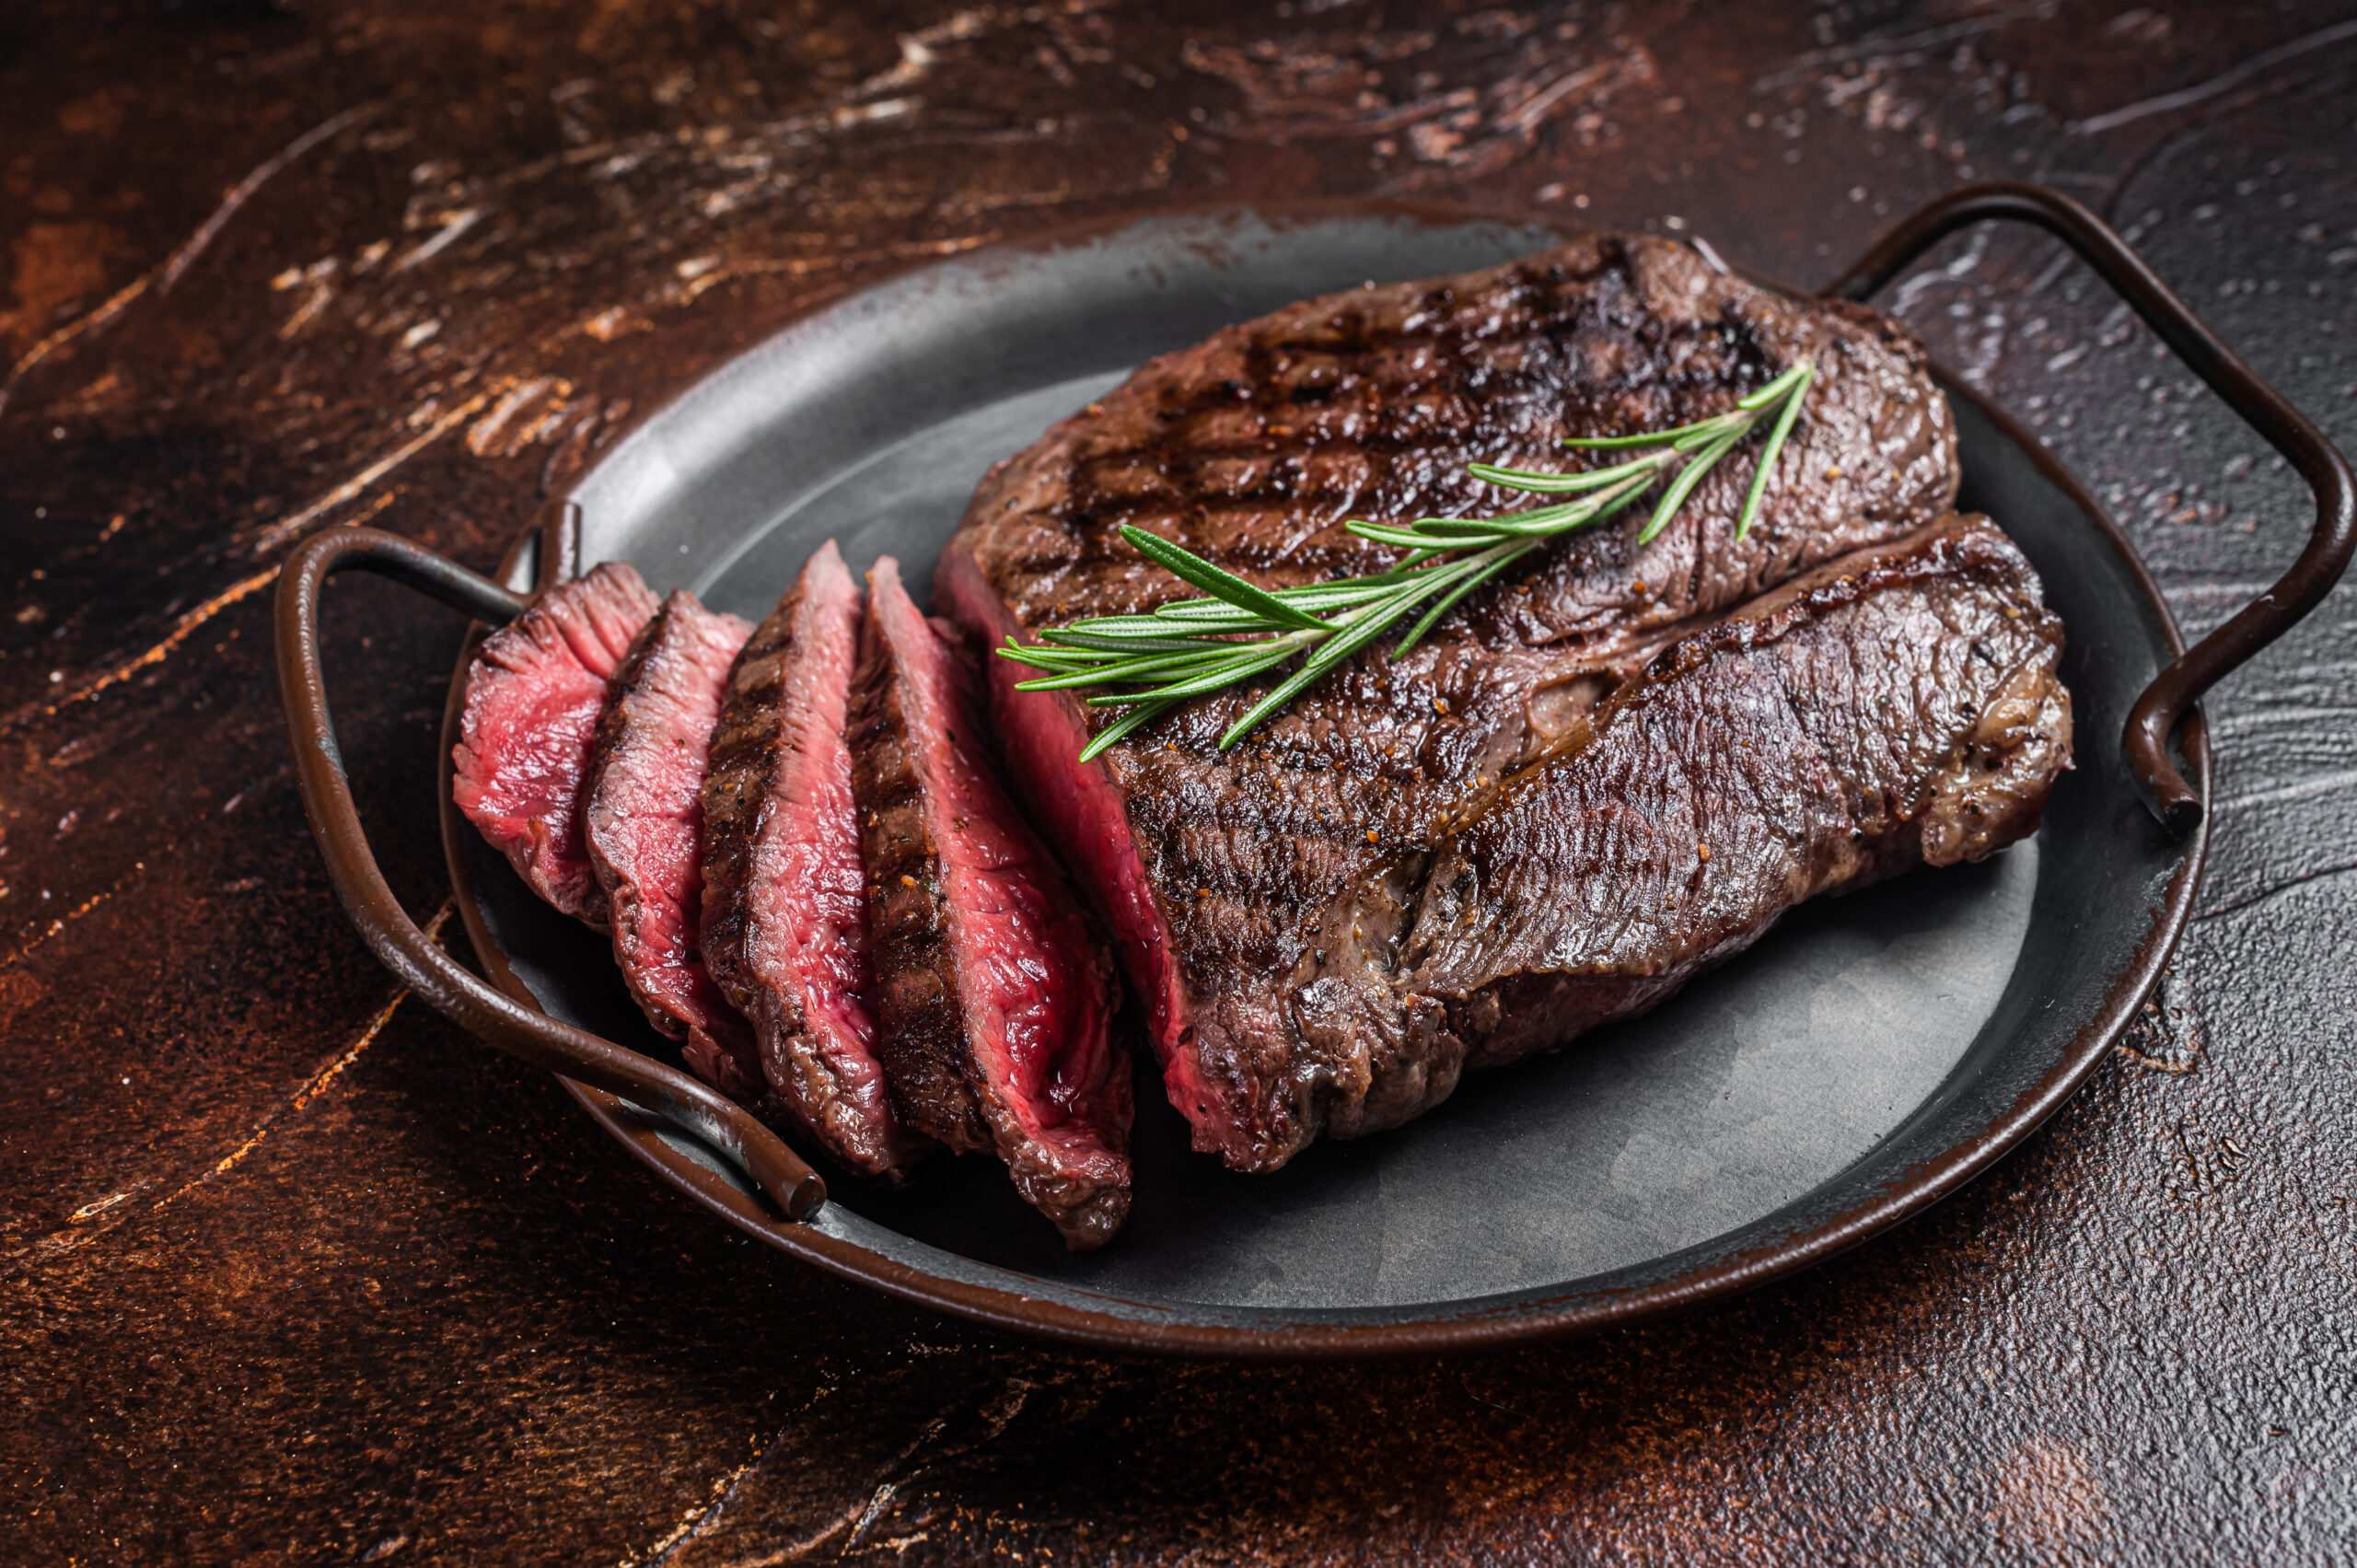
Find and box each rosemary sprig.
[999,359,1816,761]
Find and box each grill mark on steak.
[453,563,658,929]
[938,234,1961,1170]
[1304,514,2070,1106]
[851,558,1130,1249]
[585,590,761,1100]
[701,542,925,1181]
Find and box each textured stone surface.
[4,2,2353,1562]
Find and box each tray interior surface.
[459,210,2194,1332]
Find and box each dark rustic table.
[6,3,2354,1562]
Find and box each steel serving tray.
[276,188,2352,1358]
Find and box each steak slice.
[453,563,658,927]
[1310,513,2070,1091]
[851,558,1130,1249]
[702,541,925,1181]
[936,232,1962,1170]
[585,590,761,1100]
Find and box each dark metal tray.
[274,187,2351,1358]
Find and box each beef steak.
[1302,513,2071,1115]
[453,563,658,928]
[585,590,761,1100]
[937,234,1963,1170]
[851,558,1130,1249]
[701,542,925,1180]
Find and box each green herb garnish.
[998,359,1815,761]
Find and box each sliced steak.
[453,563,658,927]
[851,558,1130,1249]
[936,233,1962,1169]
[1306,513,2070,1103]
[585,590,760,1099]
[701,542,925,1181]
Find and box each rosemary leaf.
[1465,459,1665,495]
[1015,648,1242,690]
[1737,362,1814,539]
[1559,426,1699,452]
[1119,526,1328,632]
[1260,577,1432,613]
[1040,628,1259,655]
[998,645,1106,672]
[1347,520,1485,550]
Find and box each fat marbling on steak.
[935,232,1967,1171]
[1303,513,2070,1110]
[453,563,658,929]
[701,542,927,1181]
[851,558,1129,1249]
[584,590,761,1101]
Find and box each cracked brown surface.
[4,2,2354,1562]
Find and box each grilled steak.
[1301,514,2070,1118]
[584,590,761,1099]
[453,563,658,927]
[851,558,1129,1249]
[936,233,1962,1169]
[702,542,924,1180]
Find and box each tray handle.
[273,525,828,1221]
[1827,180,2356,835]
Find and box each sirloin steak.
[702,542,925,1180]
[454,563,658,928]
[936,233,1964,1170]
[851,559,1129,1249]
[585,590,761,1100]
[1303,513,2070,1110]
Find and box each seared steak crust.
[938,234,1961,1170]
[702,542,924,1180]
[852,559,1130,1249]
[584,590,760,1100]
[1304,514,2070,1126]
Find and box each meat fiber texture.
[454,563,658,928]
[585,591,761,1100]
[851,558,1130,1249]
[701,542,926,1181]
[936,233,1966,1171]
[1301,514,2071,1116]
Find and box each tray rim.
[435,201,2211,1360]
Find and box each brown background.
[6,2,2355,1562]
